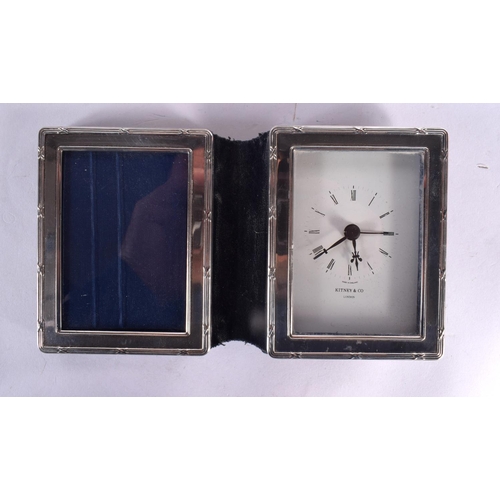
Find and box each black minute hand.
[360,231,395,235]
[313,235,347,260]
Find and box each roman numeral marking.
[379,248,391,258]
[311,207,325,216]
[329,191,338,205]
[326,259,335,272]
[308,229,320,234]
[368,193,377,206]
[367,261,374,274]
[312,245,324,257]
[351,189,356,201]
[348,264,352,276]
[380,210,393,219]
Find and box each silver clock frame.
[38,128,213,355]
[267,126,448,359]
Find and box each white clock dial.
[290,148,424,336]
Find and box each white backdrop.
[1,103,498,396]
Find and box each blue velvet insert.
[61,150,188,332]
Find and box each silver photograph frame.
[38,128,213,355]
[267,126,448,359]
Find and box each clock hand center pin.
[344,224,361,241]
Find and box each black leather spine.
[211,133,269,351]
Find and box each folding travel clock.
[38,126,447,358]
[267,127,447,359]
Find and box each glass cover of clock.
[290,147,424,337]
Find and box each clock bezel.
[267,126,447,359]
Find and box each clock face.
[290,147,425,336]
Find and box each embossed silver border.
[267,126,448,359]
[38,128,213,355]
